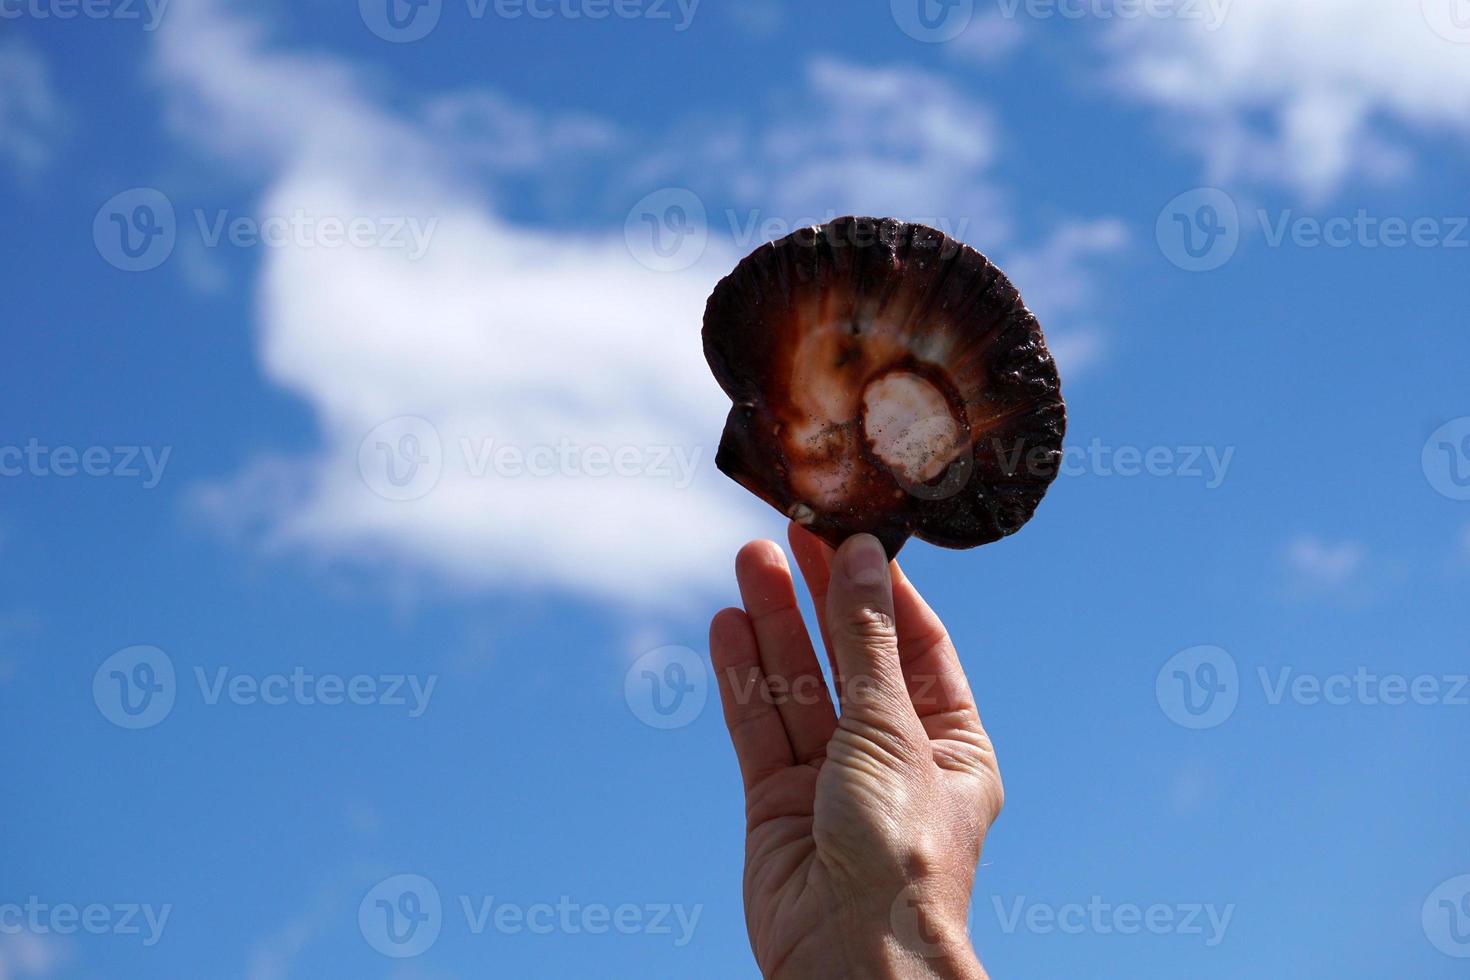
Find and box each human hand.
[709,524,1004,979]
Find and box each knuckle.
[840,603,896,646]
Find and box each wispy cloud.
[1002,219,1129,377]
[723,0,785,37]
[158,0,1123,606]
[423,89,622,173]
[1098,0,1470,199]
[0,609,41,685]
[0,38,64,177]
[946,11,1027,67]
[626,55,1126,375]
[0,930,66,980]
[158,0,755,607]
[1281,535,1367,598]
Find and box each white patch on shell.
[861,372,965,484]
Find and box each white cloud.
[1002,219,1129,377]
[0,609,40,685]
[245,914,317,980]
[0,931,66,980]
[1100,0,1470,198]
[724,0,785,37]
[0,39,63,176]
[1281,535,1366,596]
[642,57,1124,375]
[423,90,621,173]
[158,0,756,606]
[751,57,1006,234]
[1168,764,1219,816]
[160,0,1122,605]
[947,11,1028,66]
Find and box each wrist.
[830,893,983,980]
[861,921,985,980]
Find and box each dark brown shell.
[703,216,1065,558]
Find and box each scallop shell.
[703,216,1065,557]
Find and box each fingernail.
[842,534,889,587]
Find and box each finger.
[824,534,921,735]
[787,522,836,673]
[710,607,794,792]
[735,541,838,764]
[891,560,978,720]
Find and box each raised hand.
[709,524,1003,979]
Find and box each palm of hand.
[711,526,1003,980]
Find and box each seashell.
[703,216,1065,558]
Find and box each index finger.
[790,522,978,718]
[889,560,977,719]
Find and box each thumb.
[826,534,918,732]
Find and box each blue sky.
[2,0,1469,976]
